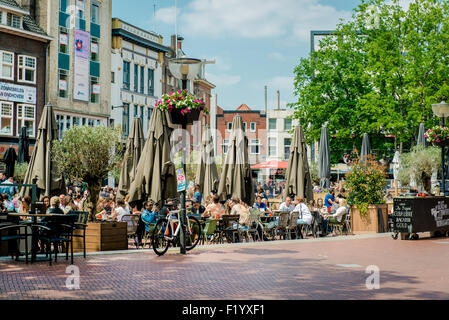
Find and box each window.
[148,107,152,121]
[250,122,256,132]
[18,55,36,84]
[96,119,100,126]
[122,103,129,136]
[284,118,292,131]
[140,66,144,94]
[60,0,69,13]
[111,72,115,83]
[58,69,68,98]
[269,119,277,130]
[66,115,71,130]
[72,117,80,127]
[82,118,86,126]
[17,104,35,137]
[123,61,130,90]
[0,51,14,80]
[0,102,13,135]
[250,139,260,155]
[91,1,100,24]
[59,27,69,54]
[148,69,154,96]
[90,76,99,103]
[134,105,138,118]
[90,37,99,62]
[227,122,232,132]
[284,138,292,160]
[222,139,229,154]
[76,0,85,19]
[134,64,138,92]
[243,122,247,132]
[140,106,144,125]
[7,13,21,28]
[268,137,277,156]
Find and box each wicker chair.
[286,211,299,240]
[275,212,289,240]
[121,215,140,248]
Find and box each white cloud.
[268,52,285,61]
[155,6,179,25]
[268,76,295,93]
[206,72,241,87]
[158,0,351,41]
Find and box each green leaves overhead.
[290,0,449,162]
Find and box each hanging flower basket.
[425,126,449,147]
[155,89,207,125]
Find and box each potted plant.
[345,156,388,234]
[425,126,449,147]
[398,146,440,194]
[155,89,207,125]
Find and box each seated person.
[47,196,64,214]
[294,196,312,226]
[279,197,294,212]
[323,198,348,236]
[135,201,158,246]
[191,199,205,216]
[261,198,272,215]
[203,195,224,219]
[254,196,267,213]
[111,199,128,222]
[18,196,32,214]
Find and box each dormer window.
[7,13,22,29]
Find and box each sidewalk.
[1,233,448,300]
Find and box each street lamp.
[168,56,202,254]
[432,101,449,196]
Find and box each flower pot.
[350,204,388,234]
[168,108,201,125]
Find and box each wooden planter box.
[72,222,128,253]
[351,204,388,234]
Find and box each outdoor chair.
[35,215,76,266]
[0,223,30,263]
[275,212,289,240]
[121,214,140,249]
[302,210,321,238]
[287,211,300,240]
[221,215,240,243]
[344,209,351,234]
[66,211,88,258]
[328,213,348,236]
[201,219,219,245]
[239,210,261,242]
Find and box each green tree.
[290,0,449,162]
[52,126,122,221]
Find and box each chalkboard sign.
[392,198,414,233]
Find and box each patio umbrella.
[195,126,219,204]
[18,126,30,163]
[127,108,177,206]
[217,115,254,205]
[417,123,427,147]
[285,126,313,201]
[360,133,371,162]
[392,151,401,182]
[21,103,65,199]
[318,126,331,189]
[3,147,17,178]
[117,118,145,198]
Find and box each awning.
[252,160,288,169]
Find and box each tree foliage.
[290,0,449,163]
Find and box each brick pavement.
[0,233,449,300]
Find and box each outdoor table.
[8,213,67,262]
[390,196,449,240]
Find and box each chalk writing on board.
[430,201,449,227]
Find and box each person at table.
[323,198,348,237]
[111,198,128,222]
[191,199,205,217]
[47,196,64,214]
[135,200,158,247]
[254,195,267,213]
[2,193,14,212]
[59,194,66,211]
[324,188,336,213]
[337,187,347,199]
[261,198,272,216]
[17,195,32,214]
[63,196,79,214]
[279,196,294,212]
[42,196,50,211]
[192,184,202,204]
[295,196,313,227]
[203,195,224,219]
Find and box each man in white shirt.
[279,197,294,212]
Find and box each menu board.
[392,198,414,233]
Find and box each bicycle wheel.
[185,216,201,251]
[152,218,171,256]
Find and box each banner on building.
[73,29,90,101]
[59,33,68,45]
[59,79,67,91]
[91,42,98,54]
[92,83,100,95]
[0,82,36,104]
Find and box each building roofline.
[0,3,29,15]
[0,25,52,42]
[112,29,170,53]
[112,17,162,39]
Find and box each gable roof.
[237,104,251,111]
[0,0,48,37]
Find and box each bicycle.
[151,209,202,256]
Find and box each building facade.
[111,18,169,137]
[0,0,51,156]
[266,109,298,162]
[216,104,266,166]
[33,0,112,139]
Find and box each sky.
[111,0,364,111]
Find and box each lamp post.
[168,56,202,254]
[432,101,449,196]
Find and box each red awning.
[251,160,288,169]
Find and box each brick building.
[0,0,51,159]
[216,104,266,166]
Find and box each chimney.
[264,86,268,113]
[277,90,280,110]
